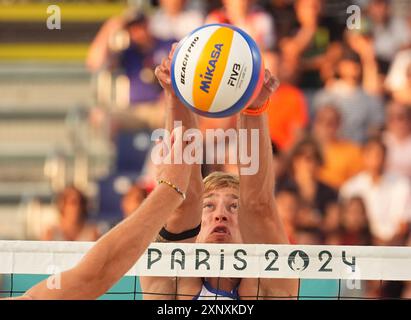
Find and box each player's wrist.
[242,97,271,116]
[156,182,186,206]
[165,89,177,100]
[157,178,187,200]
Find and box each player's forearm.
[80,184,183,284]
[237,112,289,244]
[27,184,184,299]
[162,93,203,234]
[238,113,274,206]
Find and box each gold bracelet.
[157,179,186,200]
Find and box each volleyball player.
[140,45,299,300]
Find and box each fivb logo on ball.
[172,24,264,118]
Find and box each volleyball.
[171,24,265,118]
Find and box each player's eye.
[203,202,215,211]
[229,203,238,212]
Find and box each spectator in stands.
[279,0,345,93]
[337,197,374,298]
[339,196,372,246]
[312,105,363,189]
[116,13,174,106]
[121,183,148,219]
[272,141,287,183]
[294,225,324,245]
[313,49,385,144]
[383,101,411,179]
[149,0,204,42]
[275,187,300,244]
[87,11,173,129]
[206,0,276,51]
[322,202,341,245]
[365,0,411,73]
[385,49,411,104]
[86,15,125,72]
[340,137,411,246]
[277,136,338,219]
[265,50,309,151]
[87,12,173,104]
[344,28,383,96]
[41,186,100,241]
[262,0,296,42]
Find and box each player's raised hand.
[247,69,279,111]
[155,42,178,93]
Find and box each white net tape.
[1,241,411,281]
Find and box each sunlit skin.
[196,188,243,244]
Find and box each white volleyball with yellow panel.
[171,24,264,118]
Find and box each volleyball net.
[1,241,411,300]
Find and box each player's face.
[196,188,242,244]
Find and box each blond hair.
[203,171,239,193]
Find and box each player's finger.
[267,76,280,92]
[164,57,171,71]
[169,42,178,59]
[167,126,185,163]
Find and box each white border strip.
[1,241,411,280]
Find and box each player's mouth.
[211,225,230,235]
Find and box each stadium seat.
[94,172,139,224]
[114,129,152,174]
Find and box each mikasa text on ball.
[171,24,265,118]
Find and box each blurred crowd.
[38,0,411,296]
